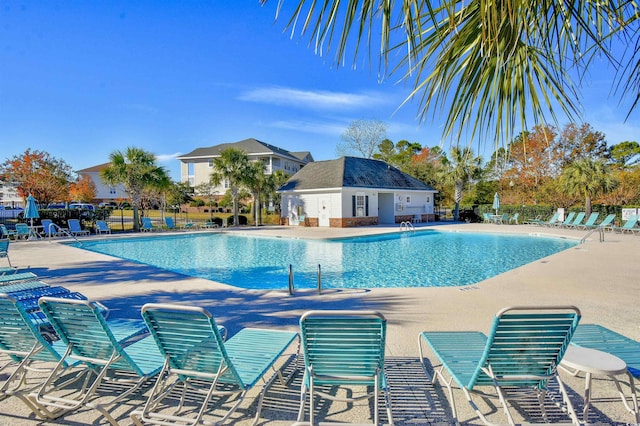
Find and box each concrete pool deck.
[1,222,638,425]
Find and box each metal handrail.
[580,226,605,244]
[47,223,82,245]
[400,221,415,232]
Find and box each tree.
[210,148,250,227]
[373,139,422,171]
[69,175,97,202]
[266,1,640,150]
[336,119,387,158]
[406,146,445,187]
[0,149,73,206]
[167,181,194,216]
[242,160,267,226]
[100,147,169,231]
[608,141,640,169]
[195,181,219,219]
[559,158,617,216]
[600,168,640,205]
[555,123,608,167]
[503,126,558,203]
[267,169,290,213]
[440,147,483,221]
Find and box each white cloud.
[156,152,182,162]
[238,86,391,111]
[269,119,347,136]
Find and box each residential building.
[177,138,313,193]
[76,163,128,202]
[278,156,438,227]
[0,180,22,208]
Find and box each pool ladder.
[288,264,323,295]
[400,221,415,232]
[580,226,605,243]
[46,223,83,245]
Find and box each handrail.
[400,221,415,232]
[580,226,605,244]
[47,223,82,245]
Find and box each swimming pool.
[73,231,578,289]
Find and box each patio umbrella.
[492,192,501,215]
[24,194,39,226]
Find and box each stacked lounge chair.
[33,298,163,425]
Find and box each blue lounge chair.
[131,303,299,426]
[537,211,560,226]
[14,223,31,240]
[141,217,154,232]
[67,219,89,236]
[0,272,38,284]
[95,220,111,234]
[0,267,16,275]
[566,212,586,228]
[577,212,599,230]
[553,211,575,227]
[613,214,640,234]
[591,213,616,231]
[0,294,77,419]
[482,213,492,223]
[508,212,519,224]
[0,240,14,271]
[419,305,581,425]
[40,219,60,238]
[33,298,164,426]
[164,216,176,230]
[295,310,393,426]
[0,224,16,239]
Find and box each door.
[318,198,330,227]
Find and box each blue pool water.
[73,231,578,289]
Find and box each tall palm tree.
[267,169,290,214]
[101,147,168,231]
[441,147,483,221]
[264,1,639,149]
[559,158,617,216]
[210,148,250,227]
[242,161,267,226]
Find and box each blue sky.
[1,2,639,181]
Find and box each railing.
[46,223,82,245]
[581,226,605,244]
[287,263,323,295]
[400,221,415,232]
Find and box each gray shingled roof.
[177,138,307,163]
[279,157,436,191]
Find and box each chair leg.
[296,384,308,423]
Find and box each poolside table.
[560,345,639,423]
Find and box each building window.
[224,179,230,189]
[352,194,369,217]
[406,196,411,204]
[208,159,214,168]
[109,186,116,195]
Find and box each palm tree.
[559,158,617,216]
[267,170,290,215]
[210,148,250,227]
[441,147,483,221]
[265,1,639,149]
[101,147,169,231]
[242,161,267,226]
